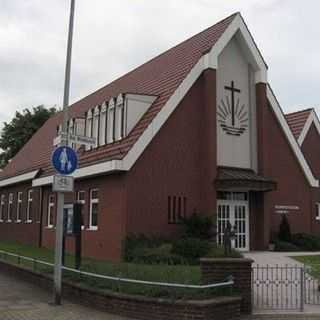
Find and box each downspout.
[38,186,43,248]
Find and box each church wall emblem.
[217,81,248,136]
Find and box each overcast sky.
[0,0,319,125]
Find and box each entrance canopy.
[215,167,277,192]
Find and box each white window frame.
[115,94,124,141]
[85,110,93,151]
[0,195,5,222]
[26,189,33,223]
[77,190,85,229]
[16,192,22,223]
[47,194,55,228]
[99,103,107,146]
[7,193,13,222]
[316,203,320,221]
[107,99,115,143]
[89,189,99,231]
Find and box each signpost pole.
[53,0,75,305]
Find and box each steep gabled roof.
[0,12,237,183]
[285,109,313,140]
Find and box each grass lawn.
[0,240,231,299]
[293,255,320,278]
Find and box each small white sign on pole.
[53,175,74,193]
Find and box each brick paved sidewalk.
[0,272,132,320]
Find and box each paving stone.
[0,272,132,320]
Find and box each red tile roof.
[0,13,237,181]
[285,109,312,139]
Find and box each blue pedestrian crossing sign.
[52,146,78,175]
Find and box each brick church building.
[0,12,319,261]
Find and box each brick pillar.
[200,258,253,314]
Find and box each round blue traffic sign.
[52,146,78,175]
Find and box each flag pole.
[53,0,75,305]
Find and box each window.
[107,99,115,143]
[168,195,186,224]
[316,203,320,221]
[26,189,33,223]
[89,189,99,230]
[7,193,13,222]
[77,191,85,229]
[16,192,22,222]
[85,110,93,151]
[115,94,125,140]
[217,191,248,201]
[99,103,107,146]
[47,194,55,228]
[92,106,100,148]
[0,195,5,222]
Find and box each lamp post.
[53,0,75,305]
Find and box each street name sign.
[53,133,96,147]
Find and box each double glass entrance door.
[217,193,249,251]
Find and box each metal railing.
[0,249,234,292]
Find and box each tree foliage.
[0,105,57,168]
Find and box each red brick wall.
[0,260,242,320]
[301,123,320,178]
[125,70,217,237]
[41,174,126,262]
[0,182,41,246]
[256,84,313,246]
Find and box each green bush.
[124,234,168,262]
[172,238,211,263]
[131,244,186,265]
[274,240,300,252]
[278,214,291,242]
[291,233,320,251]
[181,212,213,240]
[205,245,243,258]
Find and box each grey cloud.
[0,0,319,126]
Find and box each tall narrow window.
[115,94,125,140]
[7,193,13,222]
[16,192,22,222]
[89,189,99,230]
[77,190,85,229]
[168,195,187,224]
[99,103,107,146]
[107,99,115,143]
[26,190,33,223]
[85,110,93,151]
[47,194,55,228]
[0,195,5,222]
[92,106,100,148]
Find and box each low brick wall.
[200,258,253,314]
[0,260,241,320]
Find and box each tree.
[0,105,57,168]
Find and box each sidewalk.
[0,271,132,320]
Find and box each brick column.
[200,258,253,314]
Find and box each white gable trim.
[297,110,320,146]
[31,13,270,187]
[267,85,319,187]
[0,170,39,188]
[204,13,267,83]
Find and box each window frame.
[7,193,13,222]
[16,192,23,223]
[0,194,5,222]
[89,189,99,230]
[316,203,320,221]
[77,190,86,229]
[26,189,33,223]
[47,194,55,228]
